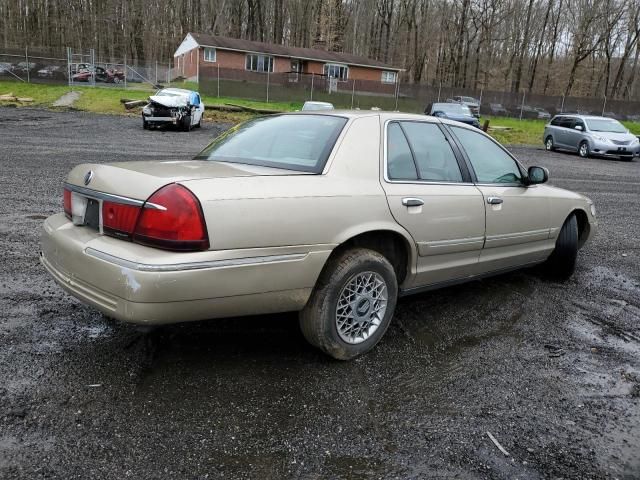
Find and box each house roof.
[186,32,401,71]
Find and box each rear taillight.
[103,201,140,239]
[133,184,209,251]
[63,188,72,219]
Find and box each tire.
[299,248,398,360]
[142,117,149,130]
[578,141,590,158]
[545,214,578,280]
[181,115,192,132]
[544,136,555,151]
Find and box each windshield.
[194,114,348,173]
[434,104,472,115]
[461,97,476,103]
[585,118,627,133]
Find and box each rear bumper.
[41,213,332,325]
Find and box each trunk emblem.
[84,170,94,186]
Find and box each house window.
[246,54,274,72]
[381,71,397,84]
[204,47,216,62]
[324,63,349,81]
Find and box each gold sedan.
[41,112,597,360]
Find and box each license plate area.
[70,193,100,230]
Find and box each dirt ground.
[1,107,639,480]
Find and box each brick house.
[173,32,401,85]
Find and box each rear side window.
[401,122,463,182]
[451,126,522,184]
[387,123,418,180]
[194,114,347,173]
[551,116,564,126]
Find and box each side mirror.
[527,166,549,185]
[574,125,583,131]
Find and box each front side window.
[381,71,397,84]
[451,126,522,184]
[204,47,216,62]
[246,54,274,73]
[194,115,347,173]
[387,121,463,182]
[324,63,349,80]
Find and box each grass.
[2,79,639,145]
[0,79,299,123]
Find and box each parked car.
[94,66,125,83]
[0,62,13,74]
[71,69,93,82]
[13,61,39,74]
[301,101,334,111]
[534,107,551,120]
[448,96,481,117]
[425,102,480,128]
[41,112,597,360]
[488,103,508,116]
[37,65,65,79]
[141,88,204,131]
[543,114,640,160]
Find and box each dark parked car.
[95,66,124,83]
[488,103,508,116]
[514,105,551,120]
[425,103,481,128]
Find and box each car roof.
[554,114,618,121]
[283,110,480,128]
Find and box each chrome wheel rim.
[546,138,552,150]
[336,271,388,345]
[580,144,588,156]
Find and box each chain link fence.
[0,45,173,90]
[199,67,640,121]
[2,44,640,121]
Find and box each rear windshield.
[434,104,472,115]
[585,118,627,133]
[194,114,348,173]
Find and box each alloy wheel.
[335,271,388,345]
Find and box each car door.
[447,125,552,272]
[564,117,585,151]
[381,119,486,288]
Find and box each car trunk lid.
[66,160,312,200]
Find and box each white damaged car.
[142,88,204,131]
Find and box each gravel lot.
[1,107,639,479]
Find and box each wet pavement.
[1,108,639,479]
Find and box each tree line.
[1,0,639,99]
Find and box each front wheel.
[545,136,555,151]
[181,115,192,132]
[544,214,578,280]
[142,117,149,130]
[299,248,398,360]
[578,141,590,158]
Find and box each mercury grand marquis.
[41,112,597,360]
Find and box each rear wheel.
[544,136,555,151]
[544,214,578,280]
[299,248,398,360]
[578,141,590,158]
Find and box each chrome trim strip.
[85,248,308,272]
[485,229,550,242]
[64,183,144,207]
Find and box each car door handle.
[402,197,424,207]
[487,197,503,205]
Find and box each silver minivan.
[543,114,639,161]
